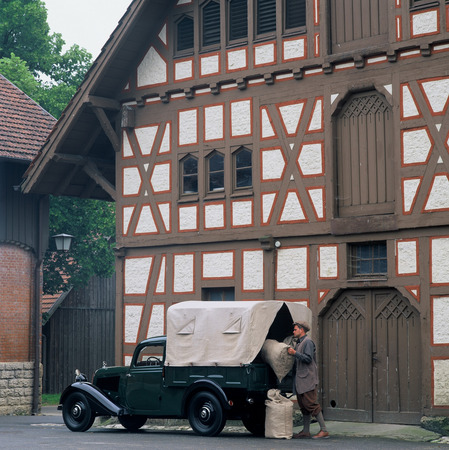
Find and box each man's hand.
[287,347,296,355]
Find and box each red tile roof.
[0,74,55,162]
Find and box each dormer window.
[177,16,194,52]
[202,0,221,47]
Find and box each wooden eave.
[21,0,174,201]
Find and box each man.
[287,322,329,439]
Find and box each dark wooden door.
[321,289,421,424]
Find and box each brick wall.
[0,243,35,362]
[0,362,42,415]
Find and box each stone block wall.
[0,362,42,415]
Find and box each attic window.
[202,1,221,47]
[257,0,277,35]
[177,16,194,51]
[229,0,248,41]
[285,0,306,30]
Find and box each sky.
[44,0,131,59]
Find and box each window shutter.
[285,0,306,30]
[257,0,276,34]
[203,1,221,46]
[229,0,248,40]
[177,16,194,51]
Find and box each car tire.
[242,406,266,436]
[188,391,226,436]
[118,415,147,431]
[62,392,95,432]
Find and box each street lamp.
[52,233,74,251]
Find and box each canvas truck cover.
[165,301,312,367]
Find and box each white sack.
[260,339,295,382]
[264,389,293,439]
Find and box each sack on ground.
[260,339,295,382]
[264,389,293,439]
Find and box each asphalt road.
[0,413,446,450]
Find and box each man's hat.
[293,321,310,333]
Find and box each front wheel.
[62,392,95,432]
[118,415,147,431]
[188,391,226,436]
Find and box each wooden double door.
[321,289,422,424]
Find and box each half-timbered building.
[22,0,449,423]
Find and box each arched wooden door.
[321,289,421,424]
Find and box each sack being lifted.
[265,389,293,439]
[260,339,295,382]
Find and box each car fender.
[59,382,126,417]
[182,379,231,415]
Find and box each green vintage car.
[58,301,311,436]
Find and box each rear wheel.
[118,415,147,431]
[188,391,226,436]
[62,392,95,432]
[242,405,266,436]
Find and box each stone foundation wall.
[0,362,42,415]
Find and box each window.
[202,1,221,47]
[285,0,306,30]
[257,0,276,35]
[207,151,224,192]
[181,155,198,194]
[177,16,194,52]
[229,0,248,41]
[234,147,252,189]
[349,242,387,277]
[203,287,235,301]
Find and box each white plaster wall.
[150,163,171,193]
[125,257,153,294]
[433,296,449,344]
[403,178,421,212]
[227,48,247,71]
[201,54,220,76]
[137,47,167,87]
[280,192,305,222]
[123,167,142,196]
[298,142,323,175]
[279,102,304,135]
[319,245,338,279]
[175,59,193,81]
[179,109,198,145]
[231,100,252,136]
[431,237,449,284]
[204,203,224,229]
[254,43,275,66]
[433,359,449,406]
[283,38,305,61]
[276,247,308,290]
[124,355,132,366]
[412,10,438,36]
[158,23,167,46]
[243,250,264,290]
[124,304,143,343]
[147,304,165,338]
[232,200,253,226]
[401,85,419,118]
[308,188,324,219]
[173,254,194,293]
[179,205,198,231]
[202,252,234,278]
[261,108,276,138]
[402,128,432,165]
[420,78,449,114]
[308,99,323,131]
[397,240,417,275]
[122,131,134,157]
[204,104,224,141]
[135,125,158,156]
[425,175,449,211]
[262,193,276,223]
[159,123,171,154]
[123,206,134,235]
[157,202,171,232]
[155,256,166,293]
[262,149,285,180]
[135,205,158,234]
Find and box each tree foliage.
[44,196,116,295]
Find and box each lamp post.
[52,233,74,251]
